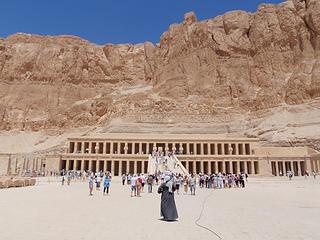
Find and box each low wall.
[0,177,36,189]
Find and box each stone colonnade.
[68,140,253,156]
[270,159,319,176]
[60,158,260,176]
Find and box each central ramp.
[147,154,188,175]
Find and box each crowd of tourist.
[59,167,317,197]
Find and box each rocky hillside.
[0,0,320,153]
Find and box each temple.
[1,133,319,176]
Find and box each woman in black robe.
[158,175,178,221]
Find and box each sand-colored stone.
[0,0,320,155]
[0,177,35,188]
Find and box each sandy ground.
[0,177,320,240]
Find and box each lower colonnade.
[58,156,309,177]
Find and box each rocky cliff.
[0,0,320,153]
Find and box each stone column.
[297,161,301,176]
[200,161,204,173]
[34,158,38,171]
[73,142,77,153]
[179,143,183,154]
[110,142,114,154]
[132,142,135,155]
[66,160,69,171]
[304,157,312,173]
[89,142,93,154]
[111,160,115,175]
[214,144,218,155]
[165,143,169,155]
[95,160,99,172]
[186,143,190,155]
[200,143,204,155]
[81,142,85,154]
[139,142,142,154]
[242,144,245,155]
[124,143,128,155]
[243,161,248,173]
[235,143,239,155]
[126,161,129,174]
[192,161,196,174]
[103,142,107,154]
[186,161,189,172]
[119,161,123,175]
[222,160,226,173]
[221,143,225,155]
[117,142,120,154]
[134,161,137,174]
[275,161,279,176]
[81,160,84,171]
[208,161,212,174]
[146,143,149,155]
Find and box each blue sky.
[0,0,284,45]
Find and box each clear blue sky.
[0,0,285,45]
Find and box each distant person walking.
[189,174,196,195]
[147,174,154,193]
[103,173,111,195]
[122,174,126,185]
[88,176,94,196]
[61,175,65,186]
[131,174,137,197]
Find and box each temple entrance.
[114,161,119,176]
[91,160,96,172]
[232,161,238,174]
[76,160,81,171]
[285,161,291,172]
[271,162,277,176]
[293,161,299,176]
[300,162,305,175]
[98,161,104,172]
[218,161,223,173]
[196,161,201,174]
[203,162,208,174]
[84,160,89,171]
[240,162,245,173]
[60,160,66,171]
[188,162,194,174]
[210,161,216,174]
[68,160,74,171]
[247,161,252,174]
[129,161,135,174]
[144,161,148,173]
[254,161,259,174]
[106,161,112,172]
[225,162,230,174]
[122,161,127,174]
[137,161,142,174]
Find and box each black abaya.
[158,183,178,221]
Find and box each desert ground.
[0,176,319,240]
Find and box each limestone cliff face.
[0,0,319,143]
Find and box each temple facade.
[1,133,319,176]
